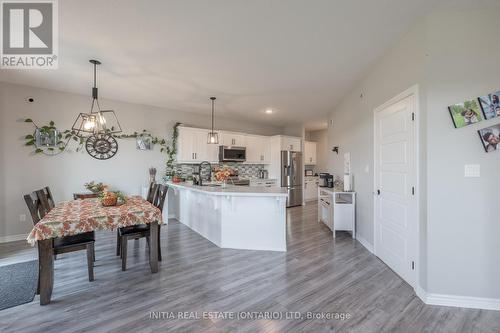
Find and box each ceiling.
[0,0,442,129]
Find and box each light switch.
[464,164,480,178]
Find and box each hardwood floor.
[0,202,499,332]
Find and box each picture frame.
[478,124,500,153]
[448,99,483,128]
[478,90,500,120]
[35,128,58,147]
[136,134,153,150]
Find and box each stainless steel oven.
[219,146,246,162]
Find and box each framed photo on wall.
[478,90,500,120]
[478,124,500,153]
[448,99,483,128]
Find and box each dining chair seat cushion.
[53,231,95,248]
[119,224,150,236]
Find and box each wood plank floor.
[0,202,499,332]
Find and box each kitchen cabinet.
[221,132,246,147]
[280,136,302,152]
[304,177,319,201]
[304,141,317,165]
[177,127,218,163]
[245,135,271,164]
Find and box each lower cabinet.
[304,178,319,201]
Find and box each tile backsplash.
[173,163,265,179]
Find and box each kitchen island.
[167,182,288,252]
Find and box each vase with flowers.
[213,166,232,187]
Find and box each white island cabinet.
[167,182,288,252]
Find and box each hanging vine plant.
[22,118,181,161]
[23,118,84,155]
[165,122,180,177]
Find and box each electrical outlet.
[19,214,26,222]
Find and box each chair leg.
[54,254,57,260]
[158,226,162,261]
[121,237,128,271]
[87,243,94,282]
[116,230,121,256]
[92,246,96,262]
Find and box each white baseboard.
[0,233,27,243]
[356,235,374,253]
[417,288,500,311]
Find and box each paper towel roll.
[344,174,351,192]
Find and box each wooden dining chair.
[73,193,100,200]
[118,184,168,271]
[24,190,96,283]
[116,183,159,256]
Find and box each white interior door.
[374,91,417,288]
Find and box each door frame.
[373,84,420,291]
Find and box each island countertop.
[166,182,288,197]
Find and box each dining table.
[27,195,163,305]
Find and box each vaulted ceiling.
[1,0,444,129]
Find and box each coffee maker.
[319,173,330,187]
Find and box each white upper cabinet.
[245,135,271,164]
[177,127,218,163]
[304,141,317,165]
[279,136,302,152]
[221,132,246,147]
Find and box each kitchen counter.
[167,182,285,196]
[166,181,287,252]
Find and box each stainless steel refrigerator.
[281,151,303,207]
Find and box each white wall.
[0,82,282,239]
[424,9,500,299]
[327,7,500,301]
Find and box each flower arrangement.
[213,166,233,182]
[84,181,107,194]
[99,190,126,206]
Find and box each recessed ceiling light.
[265,109,273,114]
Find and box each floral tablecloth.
[27,196,163,245]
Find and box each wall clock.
[85,134,118,160]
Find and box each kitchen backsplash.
[173,163,266,179]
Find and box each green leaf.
[59,147,65,151]
[47,147,54,151]
[72,136,78,142]
[35,148,43,154]
[25,140,35,146]
[25,134,34,139]
[49,121,55,126]
[24,118,33,123]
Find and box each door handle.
[376,189,381,195]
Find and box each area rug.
[0,260,38,310]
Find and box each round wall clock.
[85,134,118,160]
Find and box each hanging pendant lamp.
[207,97,219,144]
[71,59,122,138]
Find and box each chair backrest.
[35,189,52,217]
[146,182,158,204]
[154,184,168,211]
[73,193,99,200]
[43,186,55,209]
[24,192,47,225]
[38,187,55,212]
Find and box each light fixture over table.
[71,59,122,137]
[207,97,219,144]
[71,60,122,160]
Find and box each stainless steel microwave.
[219,146,246,162]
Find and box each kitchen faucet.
[197,161,212,186]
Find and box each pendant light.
[71,59,122,137]
[207,96,219,144]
